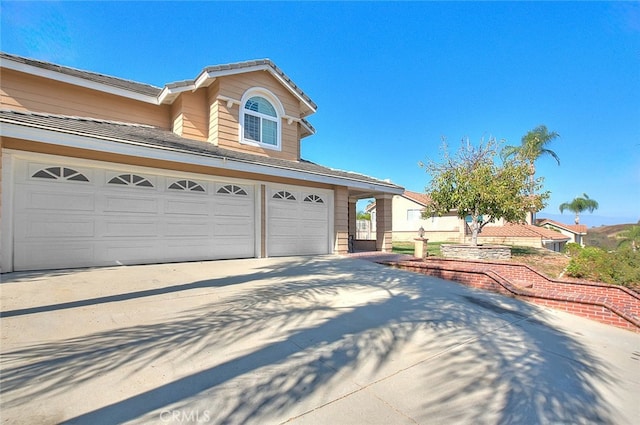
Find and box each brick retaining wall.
[388,257,640,332]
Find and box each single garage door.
[267,185,331,256]
[12,158,256,271]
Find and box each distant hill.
[585,223,636,250]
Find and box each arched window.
[240,88,282,150]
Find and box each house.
[477,223,570,252]
[536,218,588,246]
[367,190,504,242]
[365,190,571,251]
[0,53,403,272]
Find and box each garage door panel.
[300,221,327,237]
[103,195,158,214]
[164,198,211,215]
[20,189,95,211]
[269,220,299,236]
[103,242,159,263]
[301,207,327,220]
[214,222,254,237]
[165,241,214,259]
[165,221,211,237]
[14,243,96,270]
[104,220,158,237]
[211,237,254,257]
[24,217,95,238]
[215,200,253,217]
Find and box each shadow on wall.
[0,258,615,424]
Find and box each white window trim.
[239,87,284,151]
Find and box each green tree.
[501,125,560,221]
[617,225,640,252]
[356,211,371,220]
[559,193,599,224]
[421,137,548,245]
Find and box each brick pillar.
[334,186,349,254]
[375,195,393,252]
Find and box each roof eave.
[0,121,400,194]
[1,55,160,104]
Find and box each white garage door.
[267,185,331,256]
[12,159,256,271]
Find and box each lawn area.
[392,241,446,257]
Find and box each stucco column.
[348,197,357,239]
[334,186,349,254]
[375,194,393,252]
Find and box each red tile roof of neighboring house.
[402,190,432,207]
[536,219,588,235]
[479,223,570,241]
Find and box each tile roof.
[0,52,162,97]
[0,109,401,191]
[479,223,570,240]
[402,190,432,206]
[536,219,588,235]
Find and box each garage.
[10,156,257,271]
[267,185,331,256]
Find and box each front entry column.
[348,197,357,239]
[375,194,393,252]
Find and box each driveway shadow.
[0,257,618,424]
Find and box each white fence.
[356,220,376,240]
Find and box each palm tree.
[617,225,640,252]
[501,125,560,222]
[559,193,599,224]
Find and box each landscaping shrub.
[565,245,640,287]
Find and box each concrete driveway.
[1,256,639,424]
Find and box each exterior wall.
[173,90,208,141]
[541,224,582,246]
[391,195,461,242]
[376,196,393,252]
[0,69,171,129]
[334,186,349,254]
[212,71,301,161]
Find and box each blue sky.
[2,1,639,227]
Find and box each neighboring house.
[536,218,588,246]
[0,53,403,272]
[367,190,504,242]
[477,223,570,252]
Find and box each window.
[303,194,324,204]
[32,167,89,182]
[108,174,153,187]
[273,191,296,201]
[217,184,248,196]
[407,209,423,221]
[169,180,205,192]
[240,88,282,150]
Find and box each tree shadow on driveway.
[0,257,622,424]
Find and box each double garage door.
[8,156,331,271]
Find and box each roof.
[0,109,402,193]
[0,52,162,97]
[479,223,570,241]
[402,190,432,207]
[0,53,317,115]
[536,219,588,235]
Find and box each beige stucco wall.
[392,195,462,242]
